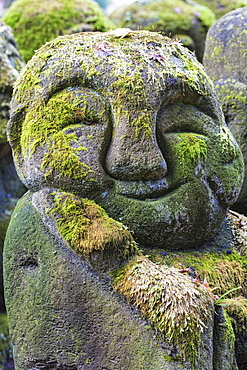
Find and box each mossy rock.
[144,209,247,369]
[0,314,13,370]
[1,0,114,62]
[0,21,24,144]
[0,21,25,314]
[203,7,247,214]
[109,0,216,61]
[7,29,244,249]
[195,0,247,19]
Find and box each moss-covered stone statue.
[203,7,247,215]
[0,21,25,370]
[195,0,247,19]
[4,29,244,369]
[0,21,25,304]
[109,0,216,62]
[1,0,114,62]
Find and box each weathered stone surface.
[2,0,114,62]
[4,190,219,370]
[109,0,216,61]
[0,21,24,144]
[203,7,247,214]
[4,29,244,369]
[0,21,25,313]
[195,0,247,19]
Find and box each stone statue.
[2,0,114,62]
[0,21,25,311]
[4,29,244,369]
[203,6,247,214]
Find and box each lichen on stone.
[109,0,216,61]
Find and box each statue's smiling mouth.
[112,177,180,200]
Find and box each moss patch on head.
[8,30,217,184]
[2,0,114,62]
[48,191,138,271]
[112,255,213,367]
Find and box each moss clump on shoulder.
[2,0,114,62]
[112,255,214,367]
[48,191,138,271]
[148,249,247,300]
[144,217,247,344]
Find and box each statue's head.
[0,21,24,144]
[8,29,244,248]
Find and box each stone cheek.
[8,30,244,250]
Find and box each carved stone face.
[8,30,244,248]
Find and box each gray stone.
[203,7,247,214]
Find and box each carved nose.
[105,120,167,181]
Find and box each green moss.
[42,131,92,181]
[111,72,146,109]
[0,314,12,367]
[176,133,207,170]
[112,255,213,367]
[48,191,138,258]
[216,79,247,111]
[2,0,114,62]
[19,88,106,181]
[131,111,153,139]
[222,311,236,352]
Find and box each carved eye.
[157,102,218,137]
